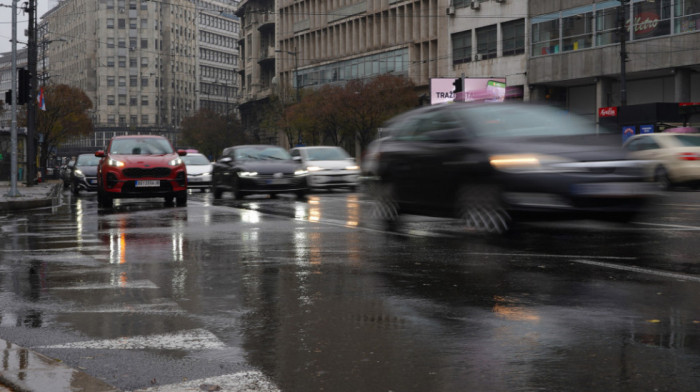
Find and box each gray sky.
[0,0,55,55]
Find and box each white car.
[623,133,700,190]
[181,152,213,191]
[290,146,360,191]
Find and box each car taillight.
[677,152,700,161]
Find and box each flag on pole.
[37,87,46,111]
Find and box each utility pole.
[24,0,38,185]
[619,0,629,107]
[6,0,21,196]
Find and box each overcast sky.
[0,0,56,55]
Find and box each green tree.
[180,109,247,160]
[36,84,93,171]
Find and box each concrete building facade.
[40,0,240,157]
[527,0,700,127]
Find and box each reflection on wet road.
[0,190,699,391]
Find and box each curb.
[0,338,119,392]
[0,183,63,213]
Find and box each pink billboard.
[430,78,507,105]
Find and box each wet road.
[1,188,700,391]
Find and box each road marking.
[40,329,226,350]
[573,258,700,283]
[51,280,159,290]
[132,371,280,392]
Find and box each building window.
[141,39,148,49]
[141,77,148,87]
[130,18,137,29]
[119,95,126,105]
[451,30,472,65]
[130,115,138,124]
[119,56,126,67]
[532,15,560,56]
[562,9,593,52]
[141,115,148,124]
[119,116,126,125]
[108,115,116,124]
[502,19,525,56]
[119,76,126,87]
[632,0,671,39]
[130,97,137,106]
[107,18,114,29]
[107,37,115,48]
[141,95,149,105]
[118,38,126,48]
[595,6,620,46]
[130,57,137,67]
[141,57,148,67]
[118,19,126,29]
[107,76,115,86]
[476,25,497,59]
[107,56,115,67]
[130,76,138,87]
[675,0,700,33]
[107,95,115,105]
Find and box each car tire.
[232,177,245,199]
[97,191,113,208]
[456,183,510,234]
[213,186,223,199]
[296,189,308,199]
[371,181,400,230]
[176,191,187,206]
[654,166,672,190]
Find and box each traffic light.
[18,68,30,105]
[453,77,463,93]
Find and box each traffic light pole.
[6,0,21,197]
[25,0,38,186]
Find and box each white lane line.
[574,258,700,283]
[40,329,226,350]
[51,280,159,290]
[131,371,280,392]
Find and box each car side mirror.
[292,156,302,162]
[95,150,105,157]
[177,149,187,156]
[219,157,233,164]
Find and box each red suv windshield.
[109,138,174,155]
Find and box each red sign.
[679,102,700,107]
[626,12,660,36]
[598,107,618,118]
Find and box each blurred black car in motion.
[211,145,309,199]
[368,102,658,233]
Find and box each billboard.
[430,77,507,105]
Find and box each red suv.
[95,135,188,207]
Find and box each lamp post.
[275,48,299,102]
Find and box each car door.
[381,108,466,213]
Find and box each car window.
[76,155,101,166]
[306,148,349,161]
[625,136,660,151]
[181,155,210,165]
[235,147,291,161]
[673,135,700,147]
[456,105,603,138]
[109,138,174,155]
[290,149,300,158]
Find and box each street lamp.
[275,47,299,102]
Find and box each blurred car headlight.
[306,166,323,172]
[239,171,258,177]
[74,169,85,178]
[490,154,578,173]
[295,169,308,176]
[169,157,183,166]
[345,165,360,171]
[107,158,125,168]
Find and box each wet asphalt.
[1,187,700,391]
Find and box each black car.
[211,145,309,199]
[369,102,658,233]
[70,153,101,194]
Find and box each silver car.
[290,146,360,191]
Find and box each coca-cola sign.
[625,12,660,36]
[598,107,618,118]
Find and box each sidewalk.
[0,180,63,212]
[0,181,120,392]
